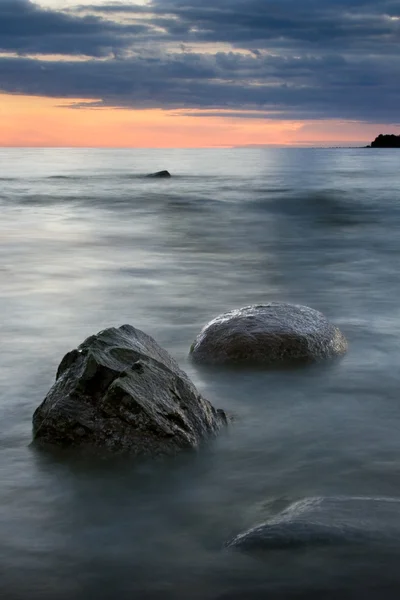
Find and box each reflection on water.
[1,148,400,598]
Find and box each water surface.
[1,148,400,598]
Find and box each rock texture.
[226,496,400,552]
[32,325,226,455]
[146,170,171,178]
[190,303,347,366]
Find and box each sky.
[0,0,399,147]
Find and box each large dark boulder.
[190,303,347,367]
[226,496,400,552]
[146,170,171,178]
[32,325,226,455]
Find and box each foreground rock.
[146,170,171,178]
[190,303,347,367]
[226,496,400,552]
[32,325,226,455]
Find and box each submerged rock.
[226,496,400,552]
[190,303,347,367]
[32,325,226,455]
[146,170,171,178]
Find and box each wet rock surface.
[190,303,347,367]
[226,496,400,552]
[32,324,226,455]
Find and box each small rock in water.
[32,324,226,455]
[146,170,171,178]
[190,303,347,367]
[226,496,400,552]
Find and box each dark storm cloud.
[0,0,156,56]
[78,0,400,51]
[1,50,399,122]
[0,0,399,123]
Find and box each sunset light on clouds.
[1,0,400,147]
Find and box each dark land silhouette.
[368,134,400,148]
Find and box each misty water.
[1,148,400,599]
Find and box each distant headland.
[367,134,400,148]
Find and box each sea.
[1,147,400,599]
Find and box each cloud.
[0,0,156,57]
[0,0,399,124]
[77,0,400,51]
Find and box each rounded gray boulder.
[190,303,347,366]
[32,324,226,455]
[226,496,400,552]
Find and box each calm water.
[1,148,400,599]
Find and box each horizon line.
[0,144,369,150]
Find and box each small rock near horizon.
[146,170,171,178]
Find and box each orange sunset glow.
[0,93,389,147]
